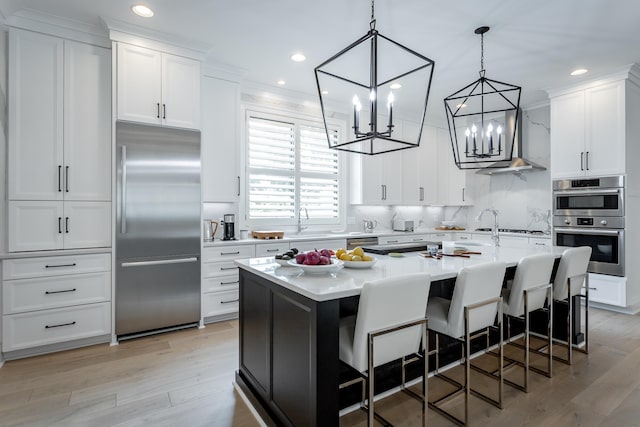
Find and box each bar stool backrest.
[553,247,592,300]
[446,262,507,339]
[351,273,431,372]
[506,254,556,317]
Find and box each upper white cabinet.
[7,28,112,252]
[202,76,240,202]
[436,127,471,205]
[9,30,111,202]
[116,43,201,129]
[550,80,626,178]
[402,123,437,205]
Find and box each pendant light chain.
[480,31,485,73]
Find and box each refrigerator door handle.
[121,257,199,268]
[121,145,127,234]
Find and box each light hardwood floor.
[1,308,640,426]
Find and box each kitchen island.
[235,244,568,427]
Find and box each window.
[245,110,343,227]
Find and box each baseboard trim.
[589,301,640,315]
[2,334,111,361]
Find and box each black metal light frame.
[444,26,521,169]
[314,2,435,155]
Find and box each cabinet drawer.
[202,275,239,293]
[202,245,255,262]
[293,239,346,252]
[202,260,240,277]
[379,236,406,245]
[455,233,472,241]
[3,272,111,314]
[202,289,239,318]
[3,253,111,280]
[430,232,453,242]
[255,242,290,257]
[2,302,111,352]
[529,238,551,247]
[584,273,626,307]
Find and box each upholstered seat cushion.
[426,296,451,336]
[339,314,357,367]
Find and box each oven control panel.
[554,216,624,229]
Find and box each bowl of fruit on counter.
[287,249,343,274]
[336,247,377,269]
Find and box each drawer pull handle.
[45,263,77,268]
[589,287,598,291]
[220,267,238,271]
[387,240,398,244]
[45,321,76,329]
[221,281,239,286]
[266,249,280,252]
[413,239,423,242]
[535,243,546,246]
[221,251,240,255]
[221,299,239,304]
[45,288,77,295]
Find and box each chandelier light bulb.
[487,123,493,133]
[352,95,361,110]
[387,91,395,107]
[465,128,471,137]
[497,125,502,135]
[471,124,477,135]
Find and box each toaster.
[393,219,414,232]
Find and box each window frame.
[240,105,347,231]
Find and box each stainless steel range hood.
[476,109,546,175]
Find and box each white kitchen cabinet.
[403,123,437,205]
[8,201,111,251]
[255,242,289,257]
[529,237,551,247]
[64,41,112,201]
[201,244,255,323]
[550,80,626,178]
[436,127,471,205]
[379,234,430,245]
[2,253,112,355]
[202,76,240,202]
[116,43,201,129]
[585,273,627,307]
[8,29,111,203]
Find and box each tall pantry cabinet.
[7,28,112,252]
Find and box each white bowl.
[287,259,344,274]
[441,220,457,228]
[342,258,377,269]
[274,258,293,267]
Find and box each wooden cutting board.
[251,230,285,239]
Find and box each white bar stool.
[501,253,556,392]
[426,262,507,426]
[552,246,592,365]
[339,273,431,426]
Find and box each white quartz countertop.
[205,229,550,247]
[236,243,566,302]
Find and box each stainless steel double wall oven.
[553,175,625,276]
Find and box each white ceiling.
[2,0,640,123]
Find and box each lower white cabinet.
[255,242,290,257]
[8,201,111,252]
[2,253,112,354]
[202,244,255,322]
[585,273,627,307]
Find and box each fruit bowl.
[342,258,377,269]
[287,259,344,274]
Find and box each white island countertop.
[236,243,568,302]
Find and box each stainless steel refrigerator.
[115,121,201,337]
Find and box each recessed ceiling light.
[321,90,329,95]
[132,4,154,18]
[571,68,588,76]
[277,80,286,85]
[390,83,402,89]
[291,53,306,62]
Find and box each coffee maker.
[222,214,236,240]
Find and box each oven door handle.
[555,227,621,236]
[554,189,621,196]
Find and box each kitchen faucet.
[476,208,500,246]
[297,207,309,233]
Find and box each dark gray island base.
[237,269,340,427]
[235,245,579,426]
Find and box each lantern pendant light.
[444,26,521,169]
[315,0,435,155]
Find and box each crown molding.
[102,16,209,60]
[6,9,110,47]
[202,59,247,82]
